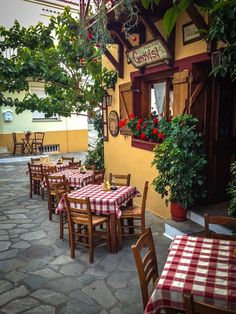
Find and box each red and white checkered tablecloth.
[46,169,94,188]
[56,184,137,218]
[145,235,236,313]
[42,163,69,172]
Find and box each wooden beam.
[118,43,124,79]
[84,0,90,18]
[109,30,133,50]
[103,48,119,71]
[167,25,175,65]
[139,15,166,44]
[186,3,208,39]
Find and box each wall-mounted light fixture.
[103,90,113,107]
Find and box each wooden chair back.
[43,166,57,176]
[28,163,44,181]
[45,174,66,195]
[34,132,45,143]
[109,173,131,186]
[69,161,81,169]
[204,213,236,240]
[65,195,93,230]
[31,158,40,164]
[140,181,149,232]
[61,157,74,163]
[54,181,71,203]
[86,164,96,171]
[131,228,159,310]
[94,169,106,184]
[184,294,235,314]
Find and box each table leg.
[109,213,117,254]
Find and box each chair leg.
[89,228,94,263]
[30,179,33,198]
[70,222,75,259]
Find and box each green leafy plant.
[152,114,207,209]
[227,161,236,217]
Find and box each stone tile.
[21,259,48,273]
[0,280,13,294]
[1,297,39,314]
[33,268,62,279]
[0,249,19,260]
[0,259,26,273]
[59,263,85,276]
[59,299,101,314]
[69,289,95,306]
[7,214,28,219]
[107,273,129,289]
[23,275,49,290]
[82,280,117,308]
[5,270,27,283]
[50,255,74,265]
[43,278,84,294]
[12,241,31,249]
[24,305,55,314]
[115,287,141,305]
[0,224,16,229]
[31,289,66,306]
[84,268,108,280]
[0,235,10,241]
[0,285,29,307]
[20,231,47,241]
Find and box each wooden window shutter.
[119,82,133,136]
[172,70,190,116]
[102,102,108,141]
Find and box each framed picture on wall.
[182,22,201,45]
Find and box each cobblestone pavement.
[0,154,171,314]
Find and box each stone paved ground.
[0,154,171,314]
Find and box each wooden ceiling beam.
[103,48,124,79]
[139,14,166,44]
[109,30,133,50]
[186,3,208,39]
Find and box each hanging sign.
[126,39,171,68]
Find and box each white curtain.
[153,82,166,115]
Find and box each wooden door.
[206,78,236,202]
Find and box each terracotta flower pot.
[170,202,187,221]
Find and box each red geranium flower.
[158,132,164,140]
[80,58,84,64]
[142,123,147,129]
[138,119,143,125]
[153,117,159,124]
[129,113,135,119]
[153,128,158,134]
[118,120,124,127]
[95,43,100,48]
[136,124,141,130]
[140,132,146,139]
[87,32,93,40]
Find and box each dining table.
[45,169,94,189]
[56,183,138,253]
[145,234,236,313]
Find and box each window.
[29,83,60,121]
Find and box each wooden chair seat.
[74,214,108,225]
[121,205,141,217]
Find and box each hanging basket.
[170,202,187,221]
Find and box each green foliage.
[227,161,236,217]
[0,7,117,117]
[152,114,207,209]
[85,138,104,170]
[208,0,236,81]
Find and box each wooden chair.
[204,213,236,240]
[65,195,111,263]
[12,132,24,155]
[60,157,74,163]
[45,174,66,221]
[118,181,149,247]
[93,169,106,185]
[109,173,131,186]
[32,132,44,154]
[85,164,96,171]
[54,181,71,240]
[31,158,40,164]
[184,294,236,314]
[69,161,81,169]
[131,228,159,310]
[28,163,44,199]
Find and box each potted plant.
[227,161,236,217]
[152,114,207,221]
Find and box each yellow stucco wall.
[103,10,208,219]
[1,130,88,154]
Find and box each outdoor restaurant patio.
[0,154,171,313]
